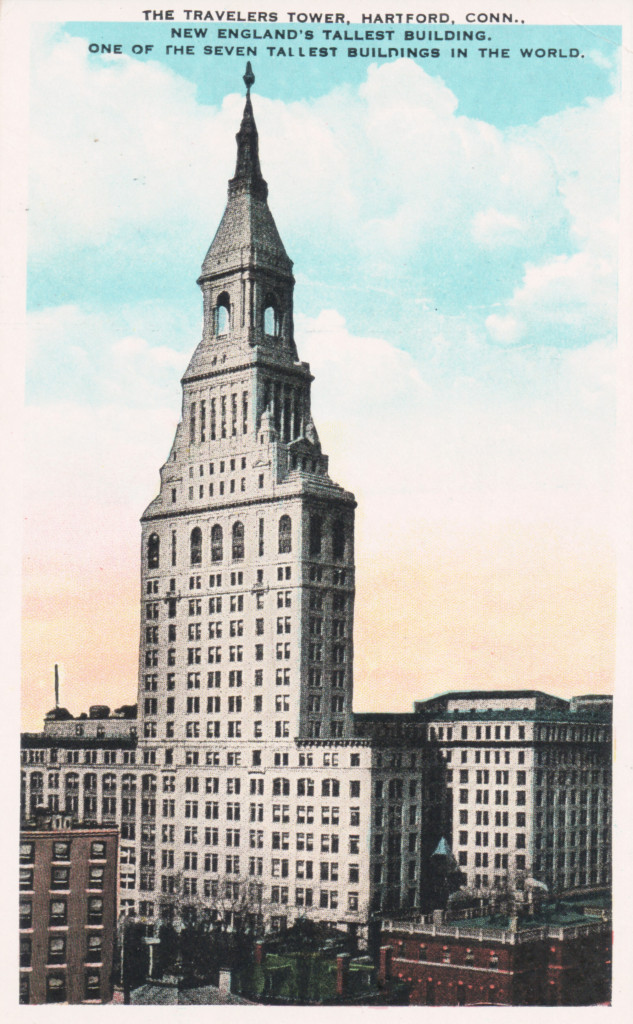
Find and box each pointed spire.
[198,64,292,287]
[229,63,267,201]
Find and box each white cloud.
[485,251,616,348]
[29,35,618,340]
[112,334,184,370]
[485,312,526,346]
[471,208,526,250]
[298,311,616,545]
[28,302,190,408]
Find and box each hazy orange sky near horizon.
[21,514,615,732]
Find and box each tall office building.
[138,64,355,758]
[20,70,611,958]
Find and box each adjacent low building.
[379,894,611,1006]
[19,816,119,1005]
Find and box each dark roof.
[198,91,292,285]
[417,689,566,703]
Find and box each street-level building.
[19,817,118,1005]
[379,894,611,1006]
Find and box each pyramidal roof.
[199,64,293,281]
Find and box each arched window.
[278,515,292,554]
[65,773,79,792]
[264,297,280,337]
[215,292,230,335]
[190,527,202,565]
[272,778,290,796]
[309,514,322,556]
[232,521,244,561]
[321,778,340,798]
[103,774,117,793]
[147,533,160,569]
[211,524,223,563]
[332,518,345,561]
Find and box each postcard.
[1,0,630,1015]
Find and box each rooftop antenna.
[54,664,59,709]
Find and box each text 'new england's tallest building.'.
[138,64,356,757]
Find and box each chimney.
[336,954,350,998]
[54,664,59,708]
[218,968,232,999]
[378,946,392,985]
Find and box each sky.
[20,13,622,728]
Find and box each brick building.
[379,897,611,1005]
[19,817,118,1004]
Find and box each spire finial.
[243,61,255,95]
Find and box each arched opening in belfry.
[215,292,231,335]
[264,295,281,338]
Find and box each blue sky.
[21,18,621,720]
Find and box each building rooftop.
[384,895,610,943]
[130,982,254,1006]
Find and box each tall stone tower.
[138,66,356,761]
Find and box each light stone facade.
[413,691,611,894]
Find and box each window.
[85,970,101,1000]
[322,779,340,798]
[232,521,245,560]
[278,515,292,554]
[148,533,160,569]
[211,524,223,562]
[20,899,32,928]
[50,866,70,890]
[20,842,34,864]
[309,514,322,556]
[332,518,345,560]
[20,867,34,891]
[49,898,67,926]
[46,973,67,1004]
[47,934,66,965]
[190,527,202,565]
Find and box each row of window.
[25,749,362,779]
[19,896,104,928]
[19,839,107,863]
[188,388,248,442]
[20,865,105,892]
[458,789,526,806]
[20,933,103,968]
[145,565,349,601]
[459,852,527,871]
[20,969,103,1004]
[147,515,347,570]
